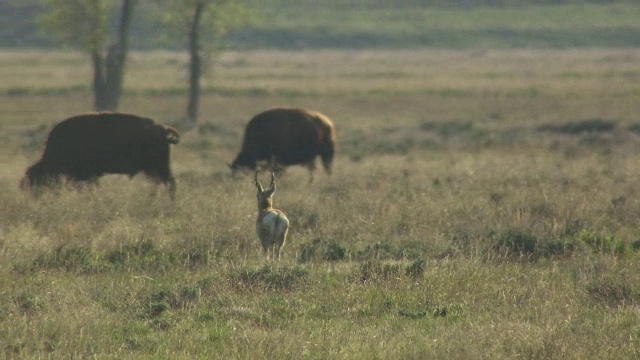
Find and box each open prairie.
[2,48,640,358]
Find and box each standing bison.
[21,112,180,198]
[230,108,337,182]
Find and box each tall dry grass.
[1,49,640,358]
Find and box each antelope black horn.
[255,171,263,191]
[269,171,276,191]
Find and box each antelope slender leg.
[274,244,281,262]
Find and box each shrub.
[180,244,212,268]
[537,118,615,135]
[298,238,347,263]
[587,282,638,307]
[405,258,426,279]
[355,260,400,282]
[144,285,202,318]
[32,245,104,273]
[232,265,309,291]
[574,230,626,256]
[107,240,175,270]
[627,123,640,134]
[14,292,46,313]
[490,228,538,258]
[420,120,474,138]
[539,238,577,258]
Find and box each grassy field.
[2,48,640,358]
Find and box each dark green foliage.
[398,308,428,319]
[584,269,640,307]
[21,241,212,275]
[108,240,156,264]
[14,292,46,313]
[574,230,627,256]
[627,123,640,134]
[32,245,103,273]
[107,240,176,270]
[232,265,309,291]
[537,118,615,135]
[490,228,538,258]
[539,239,577,258]
[355,260,401,282]
[432,305,448,318]
[405,259,426,279]
[180,244,212,268]
[355,242,404,261]
[420,120,474,138]
[586,281,639,307]
[298,238,347,263]
[145,285,201,318]
[146,301,170,318]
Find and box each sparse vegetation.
[2,44,640,359]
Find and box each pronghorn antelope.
[255,171,290,261]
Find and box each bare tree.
[39,0,137,111]
[157,0,251,123]
[186,1,206,122]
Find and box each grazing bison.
[230,107,337,182]
[21,112,180,198]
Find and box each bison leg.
[64,172,100,191]
[142,168,177,200]
[305,160,317,184]
[166,176,177,200]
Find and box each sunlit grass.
[1,48,640,358]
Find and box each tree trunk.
[92,51,108,111]
[186,1,206,123]
[94,0,136,112]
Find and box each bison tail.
[319,121,337,174]
[165,126,181,144]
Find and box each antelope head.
[255,171,276,211]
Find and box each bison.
[230,107,337,182]
[21,112,180,198]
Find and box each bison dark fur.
[230,108,337,182]
[21,112,180,198]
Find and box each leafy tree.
[156,0,251,123]
[38,0,137,111]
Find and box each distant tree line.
[242,0,633,8]
[2,0,637,119]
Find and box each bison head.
[20,161,58,194]
[229,153,256,174]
